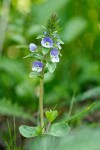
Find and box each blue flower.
[41,37,53,48]
[29,43,37,52]
[32,61,43,73]
[50,48,60,63]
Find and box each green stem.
[39,78,44,131]
[39,55,47,131]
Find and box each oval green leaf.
[47,122,70,137]
[19,125,41,138]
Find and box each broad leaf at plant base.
[46,122,70,137]
[19,125,41,138]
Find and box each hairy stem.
[39,78,44,130]
[39,55,47,131]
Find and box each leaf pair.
[19,103,94,138]
[19,122,70,138]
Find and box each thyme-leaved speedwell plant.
[19,14,70,139]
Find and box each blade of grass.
[68,93,76,120]
[5,141,11,150]
[66,103,95,123]
[13,117,16,150]
[7,119,12,149]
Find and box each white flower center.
[46,42,50,45]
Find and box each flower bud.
[29,43,37,52]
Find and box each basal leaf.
[19,125,41,138]
[47,122,70,137]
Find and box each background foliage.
[0,0,100,149]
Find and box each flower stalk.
[39,78,44,130]
[39,62,45,131]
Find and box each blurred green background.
[0,0,100,149]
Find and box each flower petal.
[50,48,59,56]
[32,61,43,72]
